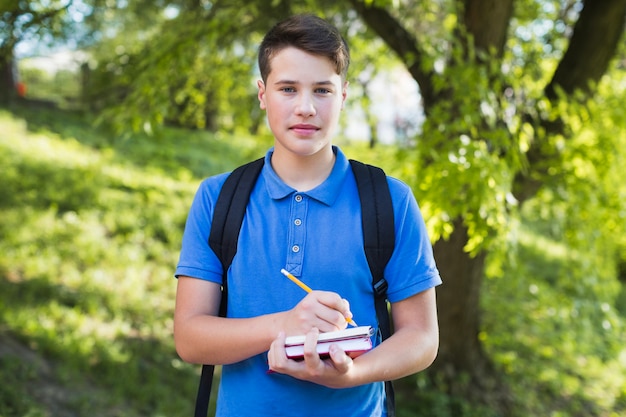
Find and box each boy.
[174,14,441,416]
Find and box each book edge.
[284,326,373,346]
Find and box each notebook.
[284,326,374,360]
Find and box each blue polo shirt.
[175,146,441,417]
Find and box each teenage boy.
[174,14,441,416]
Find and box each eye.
[315,88,332,95]
[280,86,296,93]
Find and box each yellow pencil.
[280,268,358,327]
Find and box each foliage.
[480,68,626,416]
[81,1,270,132]
[409,49,522,254]
[483,222,626,416]
[83,6,263,133]
[0,0,79,52]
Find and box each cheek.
[264,103,286,128]
[265,96,287,113]
[322,102,343,121]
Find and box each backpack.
[194,157,396,417]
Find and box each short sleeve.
[174,173,229,284]
[384,177,442,303]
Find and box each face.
[257,47,347,158]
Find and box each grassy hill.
[0,104,266,416]
[1,104,624,417]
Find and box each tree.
[348,0,626,411]
[0,0,77,103]
[78,0,301,132]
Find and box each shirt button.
[294,219,302,226]
[292,245,300,253]
[295,195,303,202]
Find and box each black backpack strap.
[349,159,396,417]
[193,365,214,417]
[349,160,395,335]
[194,157,265,417]
[209,157,265,278]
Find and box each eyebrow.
[273,80,335,86]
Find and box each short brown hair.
[258,14,350,83]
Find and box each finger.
[302,327,322,371]
[328,343,352,373]
[315,308,349,332]
[342,299,356,326]
[291,293,342,333]
[313,292,352,330]
[268,331,287,371]
[320,292,353,322]
[315,291,345,311]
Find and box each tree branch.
[546,0,626,99]
[514,0,626,202]
[348,0,436,110]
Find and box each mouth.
[290,124,320,136]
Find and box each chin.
[276,137,326,153]
[294,141,331,155]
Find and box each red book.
[284,326,374,360]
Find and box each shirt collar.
[263,146,349,206]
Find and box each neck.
[271,146,335,192]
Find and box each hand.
[280,290,353,336]
[267,327,354,388]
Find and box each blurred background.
[1,1,625,416]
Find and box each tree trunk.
[463,0,514,56]
[432,220,484,372]
[546,0,626,99]
[0,52,17,104]
[430,219,511,410]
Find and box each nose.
[295,92,316,117]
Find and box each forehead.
[267,47,341,82]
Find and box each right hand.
[281,290,354,335]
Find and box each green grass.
[1,104,625,416]
[481,213,626,417]
[0,104,265,417]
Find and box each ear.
[257,80,267,110]
[341,81,349,109]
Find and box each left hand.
[267,327,354,388]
